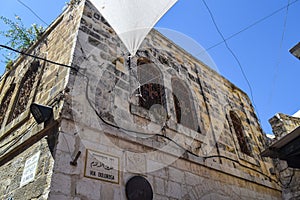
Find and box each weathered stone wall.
[47,0,281,199]
[279,165,300,200]
[0,0,285,199]
[0,1,83,199]
[50,120,281,200]
[0,139,54,200]
[268,113,300,200]
[282,170,300,200]
[269,113,300,139]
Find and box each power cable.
[77,57,200,157]
[202,0,254,102]
[2,1,284,186]
[11,0,79,72]
[198,2,288,186]
[17,0,49,26]
[0,39,200,158]
[1,27,283,189]
[268,0,291,109]
[0,44,78,71]
[16,0,70,44]
[16,0,80,52]
[78,55,282,185]
[197,0,299,54]
[0,0,203,169]
[201,0,257,116]
[203,154,285,187]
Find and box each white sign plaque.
[20,151,40,187]
[84,149,120,184]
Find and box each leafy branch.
[0,15,45,70]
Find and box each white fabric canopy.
[90,0,178,56]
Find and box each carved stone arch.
[171,77,198,131]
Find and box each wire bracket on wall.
[70,151,81,166]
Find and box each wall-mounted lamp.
[289,42,300,60]
[30,103,53,124]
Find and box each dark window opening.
[0,84,15,126]
[230,111,251,156]
[173,93,181,123]
[172,78,198,131]
[7,61,40,124]
[139,83,165,110]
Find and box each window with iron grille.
[172,78,198,131]
[230,111,251,156]
[137,57,166,110]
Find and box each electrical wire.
[279,168,295,188]
[1,36,282,187]
[16,0,70,46]
[79,55,283,185]
[283,168,295,188]
[0,0,204,168]
[9,0,79,74]
[77,57,200,157]
[2,1,285,187]
[203,154,285,187]
[201,0,257,119]
[197,0,299,55]
[17,0,49,26]
[268,0,291,110]
[274,158,295,188]
[0,44,78,71]
[15,0,299,129]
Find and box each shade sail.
[90,0,178,56]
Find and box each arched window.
[229,111,251,155]
[0,83,15,126]
[172,78,198,131]
[7,61,41,124]
[137,57,166,110]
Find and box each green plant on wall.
[0,15,45,70]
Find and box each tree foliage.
[0,15,45,70]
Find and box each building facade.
[263,113,300,200]
[0,0,283,199]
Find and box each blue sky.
[0,0,299,134]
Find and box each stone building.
[262,113,300,200]
[0,0,283,199]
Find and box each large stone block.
[165,180,182,199]
[76,179,101,200]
